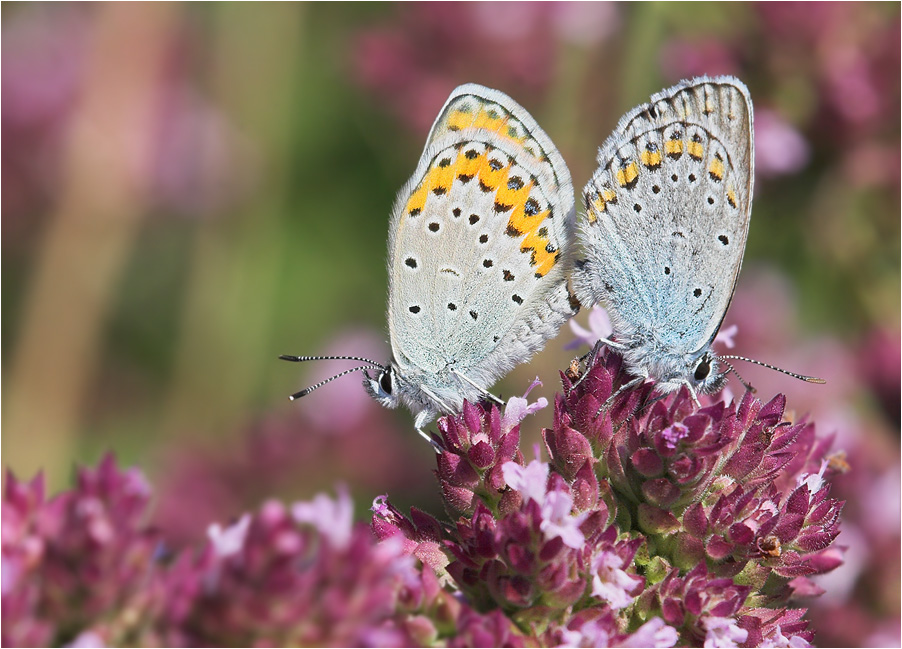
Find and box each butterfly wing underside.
[387,84,576,405]
[577,76,754,355]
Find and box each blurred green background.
[2,3,899,645]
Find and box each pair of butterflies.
[283,77,822,438]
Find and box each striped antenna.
[718,358,756,393]
[287,365,373,400]
[279,354,382,367]
[719,355,826,384]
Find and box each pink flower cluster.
[375,349,844,647]
[3,348,845,647]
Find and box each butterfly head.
[689,350,729,394]
[363,363,401,410]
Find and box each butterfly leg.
[413,410,442,453]
[568,338,628,394]
[592,373,647,420]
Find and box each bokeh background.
[2,3,898,646]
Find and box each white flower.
[502,459,549,505]
[502,377,548,431]
[591,551,638,610]
[702,615,749,648]
[291,485,354,550]
[619,617,679,648]
[540,490,587,549]
[206,513,251,558]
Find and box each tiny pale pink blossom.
[702,616,749,648]
[206,513,251,558]
[591,551,638,610]
[502,377,548,431]
[760,626,812,648]
[502,459,549,504]
[619,617,679,648]
[291,485,354,549]
[64,630,105,648]
[557,620,611,647]
[796,461,828,494]
[540,491,587,550]
[567,305,613,350]
[714,324,738,349]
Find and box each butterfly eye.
[379,368,393,395]
[694,357,711,381]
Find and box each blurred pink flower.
[352,3,618,132]
[755,109,810,178]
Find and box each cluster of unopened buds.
[3,346,843,647]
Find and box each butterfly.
[573,76,823,403]
[283,84,578,440]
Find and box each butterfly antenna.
[279,354,382,367]
[287,365,373,400]
[718,358,756,393]
[719,355,826,384]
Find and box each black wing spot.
[465,149,479,159]
[453,207,461,217]
[671,174,678,182]
[469,214,480,225]
[494,201,513,213]
[433,186,448,196]
[428,222,440,232]
[470,310,478,320]
[409,305,421,314]
[512,294,523,305]
[409,207,421,217]
[664,266,671,275]
[447,303,457,311]
[719,235,729,245]
[489,158,504,171]
[405,257,417,268]
[694,288,702,297]
[479,234,489,244]
[545,242,557,253]
[652,185,661,194]
[503,270,515,281]
[493,335,500,342]
[483,259,493,268]
[507,176,524,190]
[524,198,540,216]
[458,174,474,183]
[438,157,452,168]
[688,174,696,183]
[633,203,642,213]
[707,197,715,205]
[537,226,549,238]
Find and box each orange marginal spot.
[665,139,683,155]
[404,153,464,216]
[472,107,507,135]
[453,147,484,179]
[446,108,476,132]
[528,241,557,276]
[640,149,662,168]
[405,178,430,216]
[708,157,725,181]
[687,141,704,160]
[495,177,534,217]
[477,152,510,193]
[615,161,639,187]
[726,187,738,208]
